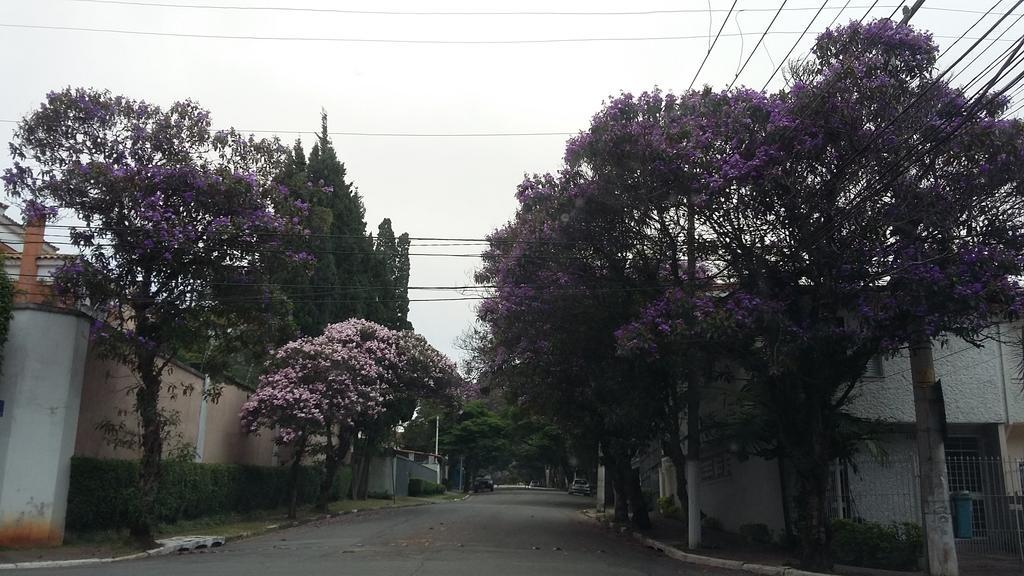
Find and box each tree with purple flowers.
[2,88,305,542]
[477,19,1024,572]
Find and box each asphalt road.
[17,490,740,575]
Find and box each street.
[14,490,737,576]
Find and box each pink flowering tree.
[348,328,467,499]
[241,320,395,515]
[2,88,306,541]
[241,319,464,509]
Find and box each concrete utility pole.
[684,190,701,549]
[899,0,926,25]
[894,3,958,574]
[910,330,958,576]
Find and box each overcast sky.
[0,0,1011,363]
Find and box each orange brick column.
[15,219,46,304]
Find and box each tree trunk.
[609,455,630,523]
[910,330,959,576]
[350,433,375,500]
[626,464,652,530]
[130,351,162,545]
[794,454,833,571]
[778,457,795,547]
[315,430,337,512]
[288,436,308,519]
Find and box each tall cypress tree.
[276,112,412,334]
[373,219,412,329]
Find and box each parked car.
[472,476,494,492]
[568,478,592,496]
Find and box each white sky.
[0,0,1012,362]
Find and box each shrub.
[702,515,723,531]
[657,496,681,519]
[66,457,348,532]
[739,523,773,545]
[831,519,923,571]
[641,489,658,511]
[408,478,444,496]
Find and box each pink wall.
[74,348,275,466]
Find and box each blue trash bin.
[951,491,973,539]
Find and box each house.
[0,211,277,547]
[648,323,1024,559]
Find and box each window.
[863,355,884,378]
[700,454,731,481]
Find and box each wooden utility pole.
[684,190,701,549]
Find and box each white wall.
[366,455,395,497]
[700,454,787,536]
[0,306,90,546]
[847,323,1024,425]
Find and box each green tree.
[372,218,412,329]
[276,113,412,334]
[439,401,510,487]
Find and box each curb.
[0,544,175,571]
[581,509,832,576]
[0,496,467,570]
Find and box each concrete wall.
[73,352,274,465]
[73,351,205,460]
[700,454,787,535]
[367,455,396,497]
[367,455,441,497]
[0,307,90,546]
[847,322,1024,425]
[200,384,275,466]
[844,435,921,524]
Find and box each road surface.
[17,490,739,575]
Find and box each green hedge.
[831,519,923,571]
[66,457,351,532]
[408,478,444,496]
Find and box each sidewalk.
[584,510,1021,576]
[0,493,465,568]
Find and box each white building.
[664,323,1024,556]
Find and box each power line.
[0,22,812,45]
[859,0,881,22]
[688,0,738,90]
[36,224,594,245]
[64,0,1021,18]
[728,0,789,90]
[1,22,1014,47]
[761,0,829,91]
[69,0,898,17]
[0,118,572,137]
[804,20,1024,250]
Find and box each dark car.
[568,478,592,496]
[472,476,494,492]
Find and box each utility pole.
[894,3,957,574]
[435,415,440,455]
[898,0,926,25]
[684,190,702,550]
